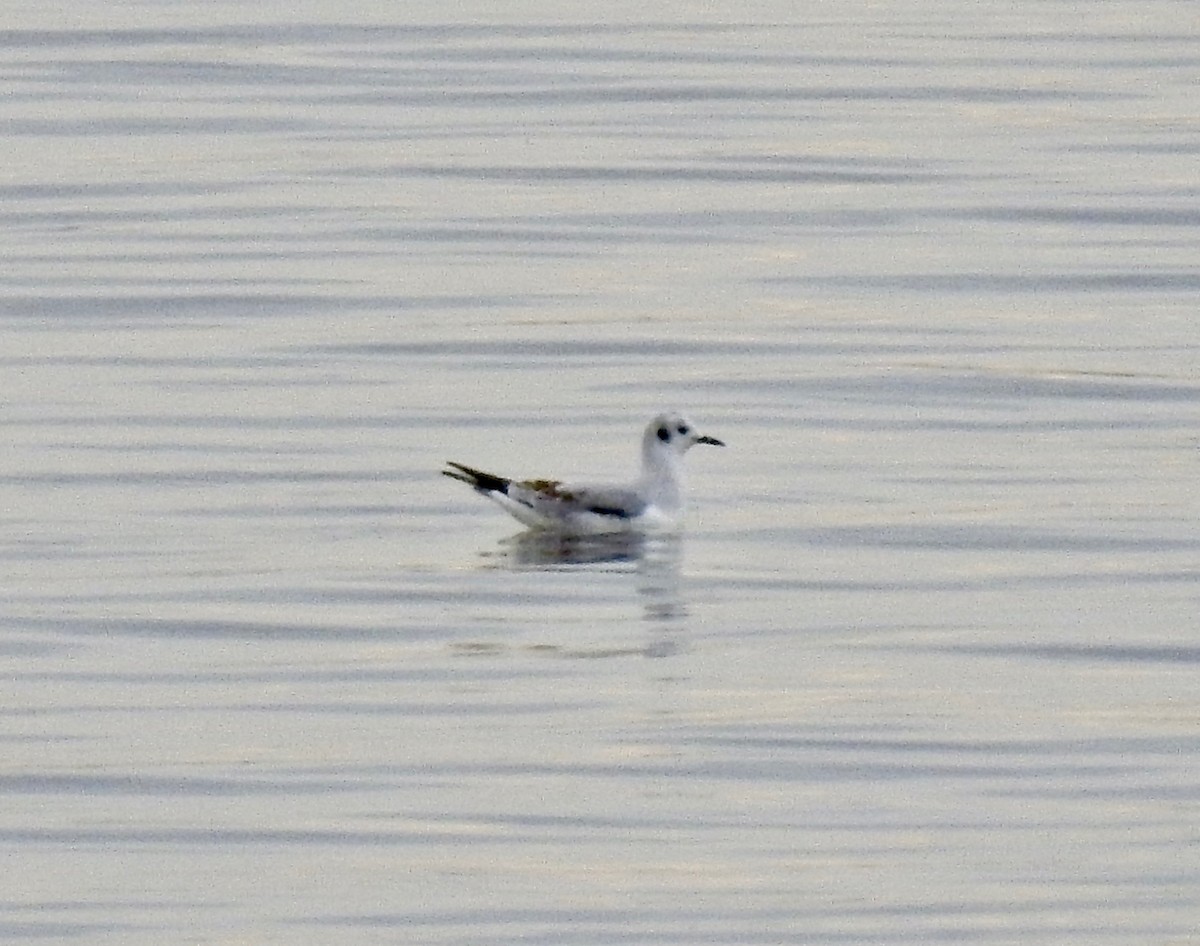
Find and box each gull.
[443,412,724,535]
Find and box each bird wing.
[444,462,649,532]
[510,480,648,523]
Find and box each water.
[3,4,1199,943]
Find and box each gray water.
[3,4,1199,944]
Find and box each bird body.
[443,412,723,535]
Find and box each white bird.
[443,412,724,535]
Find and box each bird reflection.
[494,530,648,567]
[480,531,687,634]
[635,533,686,625]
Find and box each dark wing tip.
[442,467,472,485]
[442,462,511,494]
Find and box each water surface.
[2,4,1199,944]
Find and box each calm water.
[3,3,1199,944]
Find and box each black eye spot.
[677,425,690,436]
[657,426,670,442]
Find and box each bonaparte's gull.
[443,412,724,535]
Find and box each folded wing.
[509,480,648,525]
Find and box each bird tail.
[442,462,511,495]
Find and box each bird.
[443,412,724,535]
